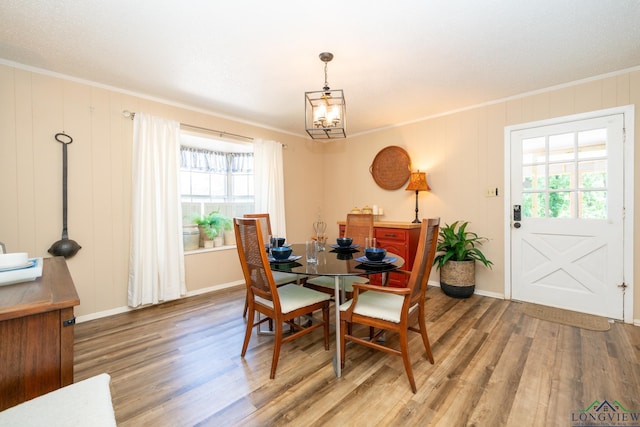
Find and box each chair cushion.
[306,275,368,293]
[256,283,330,314]
[0,373,116,427]
[339,291,406,323]
[272,271,307,286]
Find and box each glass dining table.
[269,243,404,377]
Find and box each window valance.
[180,147,253,173]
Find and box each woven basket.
[369,146,411,190]
[440,260,475,298]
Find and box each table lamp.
[405,171,430,223]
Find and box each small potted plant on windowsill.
[433,220,493,298]
[209,211,233,246]
[194,210,233,248]
[194,214,217,248]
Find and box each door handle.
[513,204,521,221]
[513,204,522,229]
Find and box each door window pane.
[579,191,607,219]
[578,129,607,159]
[522,164,546,190]
[548,164,573,190]
[549,133,575,162]
[548,191,573,218]
[522,192,547,218]
[579,160,606,189]
[522,137,546,164]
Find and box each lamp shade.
[405,171,430,192]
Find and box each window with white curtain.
[180,131,255,225]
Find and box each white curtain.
[128,113,186,307]
[253,139,287,236]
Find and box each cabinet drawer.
[375,228,407,243]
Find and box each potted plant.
[207,211,234,246]
[193,211,232,248]
[433,221,493,298]
[193,213,218,248]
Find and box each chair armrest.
[352,283,410,295]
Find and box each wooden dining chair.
[235,218,331,379]
[304,213,374,302]
[242,213,307,317]
[339,218,440,393]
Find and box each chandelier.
[305,52,346,139]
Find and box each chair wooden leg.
[270,320,284,379]
[418,312,434,364]
[323,304,330,350]
[241,303,255,357]
[398,329,417,393]
[243,295,248,318]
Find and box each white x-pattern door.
[509,113,625,319]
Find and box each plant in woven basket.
[433,221,492,298]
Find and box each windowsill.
[184,245,236,256]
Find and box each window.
[180,131,254,225]
[521,128,608,219]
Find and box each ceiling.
[1,1,640,138]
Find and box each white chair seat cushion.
[0,373,116,427]
[306,275,368,293]
[339,291,408,323]
[272,271,307,286]
[256,283,330,314]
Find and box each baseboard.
[75,280,245,324]
[76,306,134,324]
[184,280,245,297]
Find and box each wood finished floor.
[74,286,640,426]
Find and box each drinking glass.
[267,234,273,256]
[316,234,327,252]
[306,240,318,263]
[365,237,377,249]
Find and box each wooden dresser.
[0,257,79,411]
[338,220,421,287]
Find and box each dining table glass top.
[269,243,404,276]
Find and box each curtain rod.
[122,110,254,142]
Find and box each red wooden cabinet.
[338,221,421,287]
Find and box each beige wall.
[321,71,640,322]
[0,64,323,318]
[0,63,638,322]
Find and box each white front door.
[508,112,626,319]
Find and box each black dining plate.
[354,256,397,264]
[329,243,360,250]
[268,255,302,263]
[355,262,396,271]
[271,261,303,272]
[330,247,360,254]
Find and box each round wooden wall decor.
[369,146,412,190]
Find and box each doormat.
[523,303,611,331]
